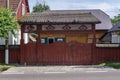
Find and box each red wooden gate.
[24,41,92,65]
[67,42,92,65]
[24,43,37,65]
[42,42,68,65]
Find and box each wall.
[40,30,106,44]
[0,45,20,63]
[16,0,29,19]
[93,47,120,64]
[112,32,120,43]
[0,44,120,65]
[88,30,107,43]
[41,33,88,43]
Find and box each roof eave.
[18,21,101,25]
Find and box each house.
[21,10,112,44]
[109,21,120,43]
[101,21,120,43]
[18,10,102,65]
[78,9,112,43]
[18,10,113,65]
[0,0,29,45]
[0,9,118,65]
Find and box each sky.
[28,0,120,18]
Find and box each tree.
[111,14,120,25]
[0,8,18,64]
[33,3,50,12]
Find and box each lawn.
[99,62,120,69]
[0,64,15,72]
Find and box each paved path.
[1,65,116,74]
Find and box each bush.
[99,62,120,69]
[0,64,15,72]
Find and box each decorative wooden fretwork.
[62,25,71,30]
[46,25,55,30]
[42,24,92,31]
[79,25,87,30]
[24,25,37,33]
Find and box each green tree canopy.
[111,14,120,25]
[33,3,50,12]
[0,8,18,64]
[0,8,18,39]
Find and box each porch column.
[91,24,96,64]
[92,24,96,44]
[37,25,42,44]
[20,25,25,64]
[36,24,42,64]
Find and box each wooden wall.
[41,33,88,43]
[93,47,120,64]
[0,45,20,64]
[0,44,120,65]
[41,30,106,44]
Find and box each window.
[57,38,64,41]
[41,38,47,44]
[41,37,66,44]
[48,37,55,44]
[41,39,45,43]
[56,37,65,42]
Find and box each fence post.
[91,24,96,64]
[20,25,25,65]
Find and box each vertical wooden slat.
[20,25,25,64]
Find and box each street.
[0,71,120,80]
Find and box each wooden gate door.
[42,42,68,65]
[24,41,92,65]
[68,42,92,65]
[24,43,37,65]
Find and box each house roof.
[19,10,101,25]
[19,9,112,30]
[109,21,120,32]
[100,32,111,42]
[0,0,20,12]
[62,9,112,30]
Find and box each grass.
[0,64,16,72]
[99,62,120,69]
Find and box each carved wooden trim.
[24,25,37,33]
[42,24,92,31]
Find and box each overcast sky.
[28,0,120,18]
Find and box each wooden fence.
[0,44,120,65]
[93,47,120,64]
[0,45,20,64]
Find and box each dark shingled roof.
[0,0,20,12]
[45,10,112,30]
[100,32,111,42]
[109,21,120,32]
[19,10,101,24]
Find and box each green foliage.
[0,64,15,72]
[99,62,120,69]
[0,8,18,39]
[33,3,50,12]
[111,14,120,25]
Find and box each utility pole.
[5,0,9,64]
[6,0,9,9]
